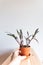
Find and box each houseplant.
[7,28,39,56]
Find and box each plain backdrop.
[0,0,43,61]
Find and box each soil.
[20,45,30,48]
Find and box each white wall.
[0,0,43,60]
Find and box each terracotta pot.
[19,45,30,56]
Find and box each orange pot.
[19,46,30,56]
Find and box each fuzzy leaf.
[34,38,39,43]
[27,31,29,36]
[7,33,17,39]
[20,29,23,39]
[33,28,39,37]
[17,30,20,35]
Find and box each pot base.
[19,53,31,56]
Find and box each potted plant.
[6,28,39,56]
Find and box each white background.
[0,0,43,61]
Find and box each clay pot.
[19,45,30,56]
